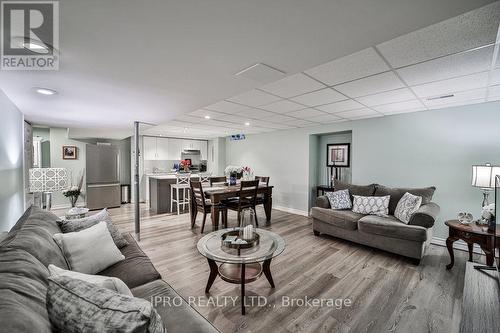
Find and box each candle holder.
[239,208,257,241]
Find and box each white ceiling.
[0,0,497,139]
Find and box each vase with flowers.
[179,159,191,172]
[225,165,242,186]
[482,203,496,232]
[242,166,253,180]
[62,171,84,208]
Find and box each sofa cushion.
[358,215,427,242]
[131,279,219,333]
[98,233,161,289]
[352,195,390,216]
[325,189,352,210]
[311,207,364,230]
[333,180,376,201]
[0,247,52,333]
[1,206,68,269]
[374,185,436,215]
[47,275,165,333]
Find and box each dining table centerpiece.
[242,166,253,180]
[225,165,242,185]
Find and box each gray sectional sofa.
[311,181,440,262]
[0,206,219,333]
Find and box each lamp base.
[44,192,52,211]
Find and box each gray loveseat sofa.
[0,206,219,333]
[311,181,440,262]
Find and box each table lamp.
[471,163,500,208]
[29,168,68,211]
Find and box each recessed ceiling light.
[204,115,211,119]
[34,87,57,95]
[183,128,188,132]
[245,122,250,126]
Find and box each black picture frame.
[326,143,350,168]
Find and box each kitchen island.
[149,174,200,214]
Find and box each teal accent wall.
[227,101,500,240]
[0,90,25,231]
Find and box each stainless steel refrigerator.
[86,144,121,210]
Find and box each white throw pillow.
[395,192,422,224]
[53,221,125,274]
[325,189,352,210]
[48,264,133,296]
[352,195,390,216]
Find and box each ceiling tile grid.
[260,99,306,113]
[316,99,365,113]
[290,88,347,106]
[334,71,406,98]
[259,73,326,98]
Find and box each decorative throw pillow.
[325,189,352,210]
[46,275,165,333]
[58,209,128,248]
[395,192,423,224]
[48,264,133,297]
[53,222,125,274]
[352,195,390,216]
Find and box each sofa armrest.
[409,202,440,228]
[316,196,330,209]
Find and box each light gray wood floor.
[105,204,474,333]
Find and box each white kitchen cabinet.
[167,138,183,160]
[200,141,208,160]
[156,137,169,160]
[143,136,158,160]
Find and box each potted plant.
[179,159,191,172]
[482,203,496,232]
[225,165,242,185]
[62,171,84,208]
[242,166,253,180]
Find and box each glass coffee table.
[197,227,285,315]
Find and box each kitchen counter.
[149,174,201,214]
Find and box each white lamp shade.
[29,168,68,192]
[472,164,500,189]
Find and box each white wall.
[0,90,25,231]
[226,101,500,239]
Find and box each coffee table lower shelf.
[204,259,275,315]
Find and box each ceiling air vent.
[426,94,454,101]
[234,63,286,83]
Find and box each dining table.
[192,183,274,230]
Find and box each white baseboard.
[273,205,309,217]
[431,236,484,255]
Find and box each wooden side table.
[445,220,497,270]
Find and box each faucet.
[153,167,159,174]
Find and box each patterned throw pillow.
[47,275,165,333]
[394,192,422,224]
[58,209,128,248]
[352,195,390,216]
[325,190,352,210]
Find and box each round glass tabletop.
[197,228,286,264]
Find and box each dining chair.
[170,173,191,215]
[199,172,212,186]
[224,179,259,227]
[209,176,226,187]
[189,181,211,233]
[255,176,270,207]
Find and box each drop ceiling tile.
[259,73,326,98]
[205,100,248,113]
[424,88,487,107]
[175,115,204,123]
[490,68,500,86]
[260,122,296,130]
[316,99,364,113]
[334,72,405,98]
[286,108,326,119]
[336,108,380,119]
[309,114,343,123]
[397,45,493,86]
[488,85,500,101]
[283,119,317,127]
[411,71,489,98]
[355,88,416,106]
[189,109,228,119]
[235,108,276,119]
[376,2,500,68]
[261,99,305,113]
[290,88,346,106]
[373,99,426,114]
[261,114,297,123]
[305,47,390,86]
[218,114,250,124]
[226,89,282,107]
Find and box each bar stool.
[171,173,191,215]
